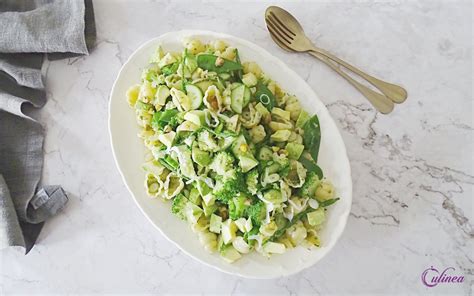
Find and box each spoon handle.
[310,48,407,104]
[308,51,394,114]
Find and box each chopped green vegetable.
[152,109,179,130]
[303,115,321,162]
[171,194,188,220]
[161,62,179,76]
[213,170,246,203]
[319,198,340,207]
[299,154,324,179]
[296,110,310,128]
[229,195,247,220]
[196,54,243,74]
[307,208,325,226]
[210,214,222,233]
[300,171,321,198]
[255,81,276,111]
[245,201,266,227]
[286,142,305,160]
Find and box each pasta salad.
[126,39,339,263]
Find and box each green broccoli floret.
[246,169,259,195]
[171,194,188,220]
[229,195,247,220]
[300,171,321,198]
[273,153,290,176]
[245,200,266,227]
[209,151,235,177]
[213,169,246,203]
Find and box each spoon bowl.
[264,5,408,109]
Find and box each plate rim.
[108,30,352,279]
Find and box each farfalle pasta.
[126,39,339,263]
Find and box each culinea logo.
[421,266,464,287]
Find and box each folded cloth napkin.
[0,0,96,253]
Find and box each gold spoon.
[265,6,408,114]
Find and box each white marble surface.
[1,0,472,294]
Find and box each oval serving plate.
[109,30,352,279]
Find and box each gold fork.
[265,6,408,114]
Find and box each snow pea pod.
[303,115,321,163]
[196,54,243,74]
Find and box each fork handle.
[310,48,407,104]
[308,51,394,114]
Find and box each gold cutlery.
[265,6,407,114]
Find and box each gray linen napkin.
[0,0,96,253]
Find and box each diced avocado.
[238,153,258,173]
[176,121,199,132]
[242,72,258,87]
[192,145,211,166]
[271,107,291,121]
[177,63,192,78]
[307,208,325,226]
[184,110,206,126]
[220,245,242,263]
[234,218,247,233]
[210,214,222,233]
[263,242,286,254]
[203,203,217,217]
[285,142,305,160]
[188,187,201,205]
[158,131,176,148]
[232,236,251,254]
[184,202,203,224]
[185,54,198,73]
[296,110,311,128]
[202,193,216,206]
[170,88,192,111]
[158,52,177,68]
[270,130,291,142]
[234,218,253,233]
[221,219,238,244]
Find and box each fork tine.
[269,31,293,52]
[266,18,292,45]
[268,11,296,36]
[266,22,292,46]
[266,15,294,41]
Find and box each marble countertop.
[1,0,472,294]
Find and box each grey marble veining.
[0,0,472,294]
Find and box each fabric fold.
[0,0,95,253]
